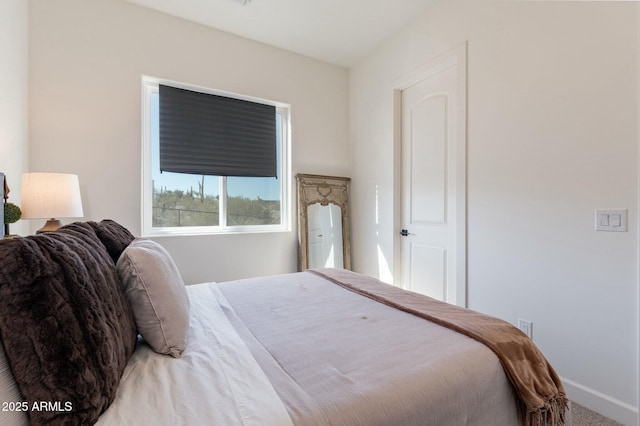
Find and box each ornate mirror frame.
[296,173,351,271]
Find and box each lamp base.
[36,218,63,234]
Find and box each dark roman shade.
[159,84,277,178]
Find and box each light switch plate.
[595,209,627,232]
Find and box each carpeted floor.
[571,401,623,425]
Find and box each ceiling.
[121,0,437,67]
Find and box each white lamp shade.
[21,173,84,219]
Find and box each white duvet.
[97,283,293,426]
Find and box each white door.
[398,47,466,306]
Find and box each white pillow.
[116,238,189,358]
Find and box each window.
[142,77,290,235]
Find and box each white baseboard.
[561,376,638,426]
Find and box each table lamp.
[20,172,84,233]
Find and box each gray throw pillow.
[117,238,190,358]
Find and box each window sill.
[142,225,292,238]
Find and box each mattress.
[99,271,521,425]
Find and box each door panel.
[410,94,448,225]
[409,244,447,301]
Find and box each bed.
[0,220,569,426]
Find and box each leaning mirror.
[296,174,351,271]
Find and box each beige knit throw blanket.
[310,268,568,426]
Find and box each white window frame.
[141,76,291,236]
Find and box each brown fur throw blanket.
[0,222,137,425]
[87,219,136,264]
[311,268,568,426]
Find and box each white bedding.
[1,272,569,425]
[96,283,292,426]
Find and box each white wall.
[0,0,29,236]
[28,0,349,283]
[350,1,639,424]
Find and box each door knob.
[400,229,411,236]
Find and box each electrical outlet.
[518,319,533,339]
